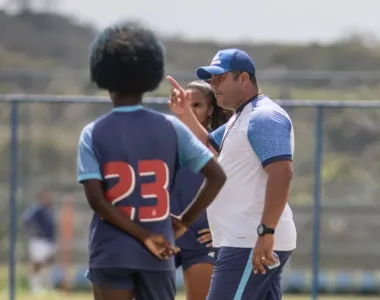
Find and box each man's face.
[208,72,242,110]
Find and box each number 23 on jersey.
[103,160,170,222]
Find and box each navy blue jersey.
[77,105,213,271]
[170,168,209,250]
[22,204,56,242]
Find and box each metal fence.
[1,94,380,300]
[2,69,380,100]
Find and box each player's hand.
[197,228,213,248]
[171,214,189,239]
[167,76,191,116]
[252,235,277,275]
[143,234,180,260]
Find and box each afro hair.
[90,21,165,95]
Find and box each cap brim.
[196,66,230,80]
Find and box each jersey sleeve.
[77,123,103,183]
[208,124,227,153]
[22,207,36,227]
[247,108,293,167]
[168,116,214,173]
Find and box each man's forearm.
[178,109,209,145]
[261,172,292,229]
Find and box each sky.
[1,0,379,43]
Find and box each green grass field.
[0,291,378,300]
[0,266,379,300]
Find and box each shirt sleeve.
[168,116,214,173]
[247,108,293,167]
[77,123,103,183]
[208,124,227,153]
[22,207,36,227]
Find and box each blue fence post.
[9,101,19,300]
[311,106,324,300]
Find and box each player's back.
[86,106,179,271]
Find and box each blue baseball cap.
[196,48,256,80]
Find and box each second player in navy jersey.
[77,21,226,300]
[22,189,56,294]
[170,81,231,300]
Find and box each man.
[77,21,226,300]
[167,48,297,300]
[22,188,56,294]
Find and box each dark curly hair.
[185,80,232,131]
[89,21,165,95]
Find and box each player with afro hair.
[90,21,164,104]
[79,20,227,300]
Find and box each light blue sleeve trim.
[77,122,102,183]
[191,154,214,173]
[77,172,103,182]
[247,108,293,166]
[167,116,213,173]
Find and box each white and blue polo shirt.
[207,95,297,251]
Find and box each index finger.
[198,228,211,234]
[167,76,184,93]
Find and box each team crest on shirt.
[211,52,221,65]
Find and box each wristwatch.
[257,224,275,236]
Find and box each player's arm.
[21,208,37,234]
[167,76,209,144]
[169,116,226,227]
[181,158,225,227]
[178,101,210,145]
[21,209,33,227]
[169,99,226,155]
[179,109,225,156]
[248,109,294,229]
[77,124,150,242]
